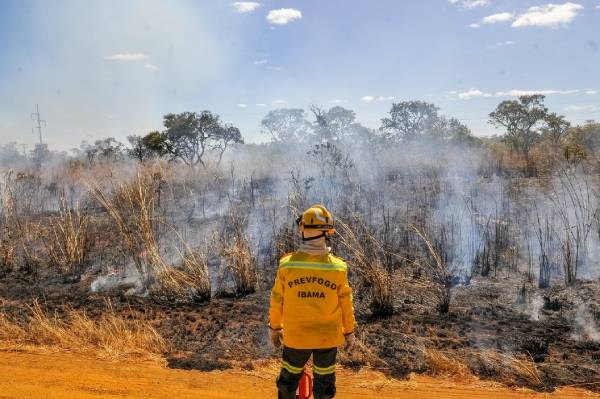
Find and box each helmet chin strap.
[301,232,327,241]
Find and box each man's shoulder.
[278,252,295,265]
[278,252,348,271]
[328,254,348,269]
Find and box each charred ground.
[3,104,600,393]
[2,261,600,391]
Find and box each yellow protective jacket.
[269,251,356,349]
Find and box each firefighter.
[269,204,356,399]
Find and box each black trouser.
[277,346,337,399]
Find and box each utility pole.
[31,104,46,145]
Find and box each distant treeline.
[3,95,599,177]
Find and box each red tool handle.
[296,368,313,399]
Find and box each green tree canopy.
[380,101,440,141]
[489,95,549,162]
[260,108,310,143]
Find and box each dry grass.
[0,300,166,360]
[44,195,90,273]
[410,224,452,313]
[424,349,472,379]
[217,209,257,296]
[470,350,543,387]
[1,172,42,275]
[0,312,27,342]
[0,226,15,276]
[88,166,168,280]
[153,249,211,303]
[335,216,394,316]
[338,334,390,370]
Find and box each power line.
[31,104,46,145]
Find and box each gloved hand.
[344,332,356,351]
[269,328,283,348]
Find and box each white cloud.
[512,3,584,28]
[458,89,485,99]
[254,59,268,65]
[105,52,149,61]
[237,103,248,108]
[266,8,302,25]
[256,103,267,107]
[331,99,346,104]
[469,23,481,28]
[495,89,579,97]
[272,99,288,106]
[232,2,260,13]
[360,95,394,103]
[361,95,375,103]
[565,104,599,112]
[266,65,282,71]
[585,89,598,95]
[144,63,159,71]
[482,12,515,24]
[449,0,490,8]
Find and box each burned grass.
[3,272,600,392]
[3,153,600,394]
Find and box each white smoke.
[90,263,147,296]
[572,302,600,342]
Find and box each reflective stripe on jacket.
[269,251,356,349]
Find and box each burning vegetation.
[3,96,600,390]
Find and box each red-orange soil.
[1,351,598,399]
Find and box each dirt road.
[0,351,597,399]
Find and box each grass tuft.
[0,300,166,360]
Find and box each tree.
[307,142,354,181]
[564,120,600,161]
[489,95,548,169]
[310,105,364,142]
[126,132,171,162]
[163,111,222,167]
[428,116,473,140]
[260,108,310,143]
[212,124,244,166]
[543,112,570,146]
[127,135,152,162]
[444,118,480,146]
[79,138,124,166]
[96,138,124,161]
[142,131,172,157]
[128,112,242,167]
[380,101,440,141]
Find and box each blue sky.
[0,0,599,149]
